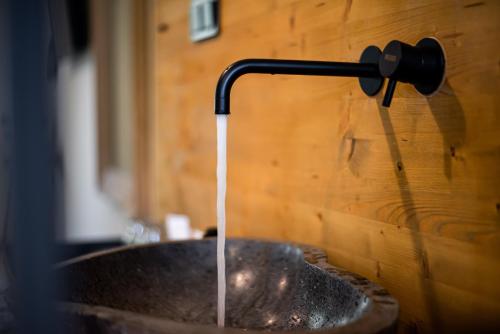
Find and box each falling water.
[216,114,228,327]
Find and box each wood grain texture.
[149,0,500,332]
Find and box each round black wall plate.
[414,37,446,96]
[359,45,384,97]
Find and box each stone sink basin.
[57,239,398,333]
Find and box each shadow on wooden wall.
[376,101,442,332]
[427,81,466,181]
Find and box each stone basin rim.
[57,238,399,334]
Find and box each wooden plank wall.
[149,0,500,332]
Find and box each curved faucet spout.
[214,58,381,115]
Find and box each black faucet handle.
[382,78,397,107]
[379,37,446,102]
[379,40,421,84]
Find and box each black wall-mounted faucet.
[379,38,446,107]
[214,37,445,114]
[214,56,383,115]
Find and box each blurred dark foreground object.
[3,0,89,333]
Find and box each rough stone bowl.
[56,238,398,333]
